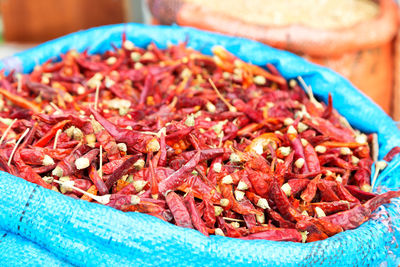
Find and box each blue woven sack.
[0,23,399,266]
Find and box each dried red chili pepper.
[282,179,310,197]
[321,190,400,230]
[317,180,340,202]
[88,164,108,196]
[296,220,328,242]
[240,228,302,242]
[383,146,400,162]
[166,191,193,229]
[270,178,301,222]
[345,185,377,201]
[0,40,398,243]
[158,151,200,195]
[310,201,356,215]
[34,120,70,147]
[301,175,321,203]
[0,87,41,113]
[90,107,159,154]
[105,155,138,190]
[184,192,209,236]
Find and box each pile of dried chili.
[0,38,399,243]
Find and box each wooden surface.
[1,0,126,42]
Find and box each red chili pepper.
[304,117,355,142]
[289,136,309,173]
[184,192,209,236]
[34,120,70,147]
[300,175,321,203]
[319,154,356,170]
[244,154,271,174]
[321,93,333,119]
[202,199,216,228]
[105,194,137,210]
[165,191,193,229]
[319,141,366,149]
[90,107,158,153]
[218,216,245,237]
[124,201,165,214]
[94,128,120,161]
[0,87,41,113]
[270,178,301,222]
[88,164,108,196]
[158,151,200,195]
[310,201,356,215]
[317,180,340,202]
[276,150,295,176]
[335,182,361,204]
[310,218,343,237]
[35,147,73,161]
[178,175,222,203]
[15,162,51,189]
[285,179,310,196]
[248,225,277,234]
[148,156,159,199]
[102,155,132,174]
[33,113,89,130]
[296,220,328,242]
[383,146,400,162]
[158,130,167,167]
[322,190,400,230]
[267,209,296,228]
[340,169,351,185]
[105,155,138,190]
[20,148,51,165]
[344,185,376,201]
[26,80,58,101]
[32,164,55,174]
[303,142,320,173]
[165,127,195,146]
[353,168,371,193]
[80,148,99,164]
[62,178,92,197]
[178,148,227,163]
[245,169,271,197]
[56,140,81,149]
[207,156,223,185]
[240,199,257,229]
[240,228,302,242]
[51,144,84,177]
[232,98,263,123]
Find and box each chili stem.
[50,102,62,112]
[0,118,16,144]
[371,133,379,162]
[8,128,30,166]
[222,217,244,222]
[16,74,22,93]
[208,78,237,112]
[94,83,100,111]
[99,145,103,179]
[53,129,62,150]
[298,76,322,109]
[52,179,110,204]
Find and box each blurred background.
[0,0,398,119]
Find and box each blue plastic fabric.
[0,23,399,266]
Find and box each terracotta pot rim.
[175,0,399,56]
